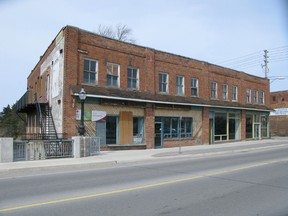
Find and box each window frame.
[84,58,98,85]
[211,82,218,99]
[127,67,139,90]
[176,75,185,95]
[106,62,120,87]
[246,89,252,103]
[159,72,169,93]
[232,85,238,101]
[157,116,193,139]
[254,90,258,104]
[222,84,228,101]
[260,91,265,104]
[190,78,198,97]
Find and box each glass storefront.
[246,113,269,139]
[213,111,241,142]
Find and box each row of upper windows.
[246,88,265,105]
[211,82,265,104]
[83,59,265,104]
[84,58,199,96]
[84,59,139,89]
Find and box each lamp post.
[78,88,87,136]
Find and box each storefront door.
[154,122,163,148]
[254,123,261,140]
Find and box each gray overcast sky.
[0,0,287,110]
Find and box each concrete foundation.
[0,138,13,163]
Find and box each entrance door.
[154,122,162,148]
[254,124,261,140]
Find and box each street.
[0,141,288,216]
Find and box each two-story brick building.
[16,26,271,149]
[270,90,288,136]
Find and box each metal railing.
[13,139,73,161]
[18,133,67,140]
[80,137,101,157]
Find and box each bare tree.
[96,24,136,44]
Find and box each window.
[260,91,265,104]
[232,85,238,101]
[261,115,268,138]
[159,73,168,93]
[222,84,228,100]
[246,89,251,103]
[191,78,198,97]
[84,59,98,84]
[214,113,227,141]
[213,112,241,142]
[133,117,144,144]
[158,117,193,139]
[180,117,193,138]
[176,76,184,95]
[211,82,217,99]
[107,63,120,87]
[254,90,258,104]
[127,67,139,89]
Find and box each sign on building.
[92,110,107,122]
[270,108,288,116]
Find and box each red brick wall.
[270,91,288,136]
[144,104,155,149]
[202,107,210,144]
[26,26,271,145]
[163,139,197,148]
[270,91,288,108]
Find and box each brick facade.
[270,91,288,136]
[19,26,271,149]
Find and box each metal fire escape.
[35,102,58,140]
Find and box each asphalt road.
[0,144,288,216]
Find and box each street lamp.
[78,88,87,136]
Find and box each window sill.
[82,82,98,86]
[159,91,169,95]
[164,137,193,141]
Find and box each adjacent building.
[16,26,271,149]
[270,90,288,136]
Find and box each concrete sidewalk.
[0,137,287,174]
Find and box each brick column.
[144,104,155,149]
[202,107,210,144]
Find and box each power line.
[216,46,288,72]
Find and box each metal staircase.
[36,102,58,140]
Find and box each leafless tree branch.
[96,24,136,44]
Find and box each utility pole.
[262,50,269,78]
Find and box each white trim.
[73,93,272,112]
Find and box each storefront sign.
[92,110,107,122]
[270,108,288,116]
[75,110,92,120]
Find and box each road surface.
[0,142,288,216]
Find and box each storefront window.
[215,113,227,141]
[246,114,253,139]
[261,115,268,138]
[213,112,241,142]
[157,117,193,139]
[228,113,240,140]
[133,117,144,143]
